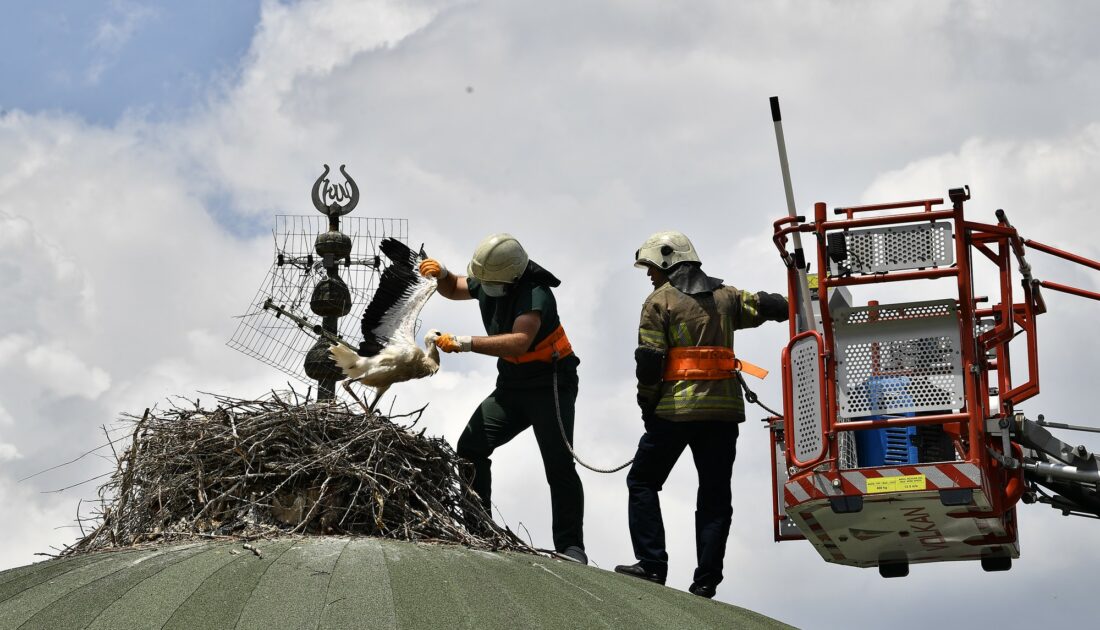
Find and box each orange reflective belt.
[663,346,769,380]
[503,325,574,364]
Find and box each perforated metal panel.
[790,335,825,463]
[837,431,858,470]
[829,222,953,276]
[834,299,964,419]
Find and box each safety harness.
[662,346,769,380]
[503,325,573,364]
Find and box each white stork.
[329,238,441,414]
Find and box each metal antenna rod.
[1036,416,1100,434]
[770,96,816,333]
[262,299,357,350]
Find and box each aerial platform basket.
[767,188,1043,577]
[764,103,1100,577]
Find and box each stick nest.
[64,392,534,556]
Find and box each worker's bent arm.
[436,273,473,300]
[471,311,541,357]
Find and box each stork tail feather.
[329,344,362,375]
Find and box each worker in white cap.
[615,230,788,597]
[419,233,586,564]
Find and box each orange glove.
[434,332,472,353]
[419,258,449,279]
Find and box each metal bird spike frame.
[227,164,410,399]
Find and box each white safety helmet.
[634,230,701,270]
[467,233,529,284]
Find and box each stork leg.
[368,384,391,414]
[341,379,371,415]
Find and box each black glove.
[756,291,790,322]
[638,399,663,424]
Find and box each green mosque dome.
[0,537,792,629]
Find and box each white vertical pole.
[770,96,816,333]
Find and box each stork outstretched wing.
[359,238,437,357]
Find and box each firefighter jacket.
[637,282,770,423]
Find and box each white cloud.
[86,0,159,84]
[0,443,20,462]
[93,1,156,51]
[0,401,20,461]
[0,335,33,366]
[0,210,96,326]
[3,1,1100,627]
[0,478,74,568]
[24,342,112,400]
[179,0,440,216]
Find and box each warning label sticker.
[866,474,927,494]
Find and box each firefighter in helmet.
[419,233,586,564]
[615,230,788,597]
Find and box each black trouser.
[456,384,585,551]
[626,417,738,587]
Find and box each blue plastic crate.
[854,376,919,466]
[855,424,918,466]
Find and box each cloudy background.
[3,1,1100,627]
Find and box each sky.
[2,1,1100,628]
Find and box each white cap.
[635,230,700,270]
[467,233,529,283]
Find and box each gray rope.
[548,357,781,473]
[551,355,634,474]
[735,370,783,417]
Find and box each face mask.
[481,281,509,297]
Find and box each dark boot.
[614,562,666,585]
[689,582,717,599]
[563,543,589,562]
[558,546,588,565]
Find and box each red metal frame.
[834,197,945,219]
[770,189,1100,551]
[1026,239,1100,271]
[1038,280,1100,302]
[818,197,988,471]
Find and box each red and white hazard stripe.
[784,462,982,508]
[839,463,981,493]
